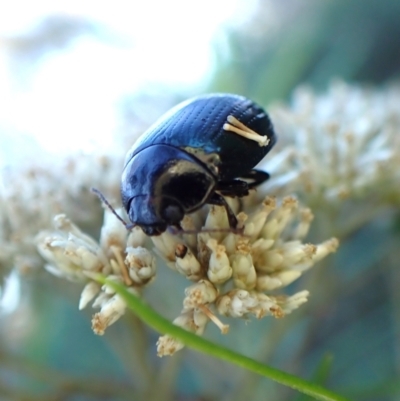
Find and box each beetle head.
[121,145,216,236]
[126,194,185,236]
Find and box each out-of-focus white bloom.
[79,282,101,310]
[0,150,124,285]
[265,81,400,206]
[36,214,110,281]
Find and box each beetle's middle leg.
[240,169,270,189]
[216,169,270,198]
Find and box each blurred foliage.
[209,0,400,104]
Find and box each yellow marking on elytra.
[223,115,270,147]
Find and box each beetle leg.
[240,169,270,189]
[216,180,250,198]
[207,192,238,229]
[216,169,270,197]
[223,115,270,147]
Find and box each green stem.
[103,278,351,401]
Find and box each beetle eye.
[162,202,184,224]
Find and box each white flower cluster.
[34,192,337,356]
[264,81,400,204]
[155,195,338,356]
[0,151,122,283]
[36,210,155,335]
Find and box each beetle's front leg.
[216,180,250,198]
[207,192,238,229]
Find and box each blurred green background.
[1,0,400,400]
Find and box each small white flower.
[278,290,310,314]
[157,309,208,357]
[174,244,202,281]
[79,282,101,310]
[92,294,127,335]
[126,226,148,248]
[256,270,301,292]
[206,239,232,285]
[204,206,230,240]
[217,289,261,318]
[36,215,108,281]
[230,242,257,290]
[151,232,182,267]
[125,246,156,285]
[183,280,218,310]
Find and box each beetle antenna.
[91,187,134,231]
[169,226,247,237]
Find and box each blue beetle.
[121,93,276,236]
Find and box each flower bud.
[183,280,217,310]
[157,310,208,356]
[127,226,148,248]
[174,244,202,280]
[230,240,256,290]
[79,282,101,310]
[204,205,229,241]
[207,239,232,284]
[125,246,156,285]
[243,196,275,239]
[256,270,301,291]
[151,231,181,263]
[92,294,126,335]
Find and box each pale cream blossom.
[157,309,208,356]
[152,195,338,356]
[0,150,124,284]
[36,210,156,336]
[264,81,400,206]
